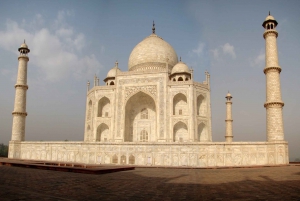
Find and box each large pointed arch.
[124,91,156,142]
[173,121,188,142]
[173,93,187,115]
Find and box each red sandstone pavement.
[0,165,300,200]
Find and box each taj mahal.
[8,13,289,167]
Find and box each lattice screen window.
[141,108,148,119]
[140,130,148,142]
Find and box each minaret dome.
[18,40,30,55]
[262,12,278,30]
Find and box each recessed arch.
[173,93,187,115]
[198,122,207,142]
[112,154,118,164]
[125,91,156,142]
[197,95,205,116]
[129,155,135,164]
[98,97,110,117]
[120,155,126,164]
[178,77,183,81]
[96,123,109,142]
[173,121,188,142]
[110,81,114,85]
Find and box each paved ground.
[1,165,300,200]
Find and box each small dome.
[107,66,121,78]
[20,41,28,49]
[226,92,231,97]
[128,34,178,71]
[171,61,190,74]
[265,15,275,21]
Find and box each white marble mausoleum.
[8,14,289,167]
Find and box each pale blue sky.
[0,0,299,160]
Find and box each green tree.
[0,143,8,157]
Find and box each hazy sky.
[0,0,299,160]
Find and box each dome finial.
[115,60,118,68]
[24,39,25,44]
[180,56,181,62]
[152,21,155,34]
[269,11,270,15]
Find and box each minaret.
[262,12,285,141]
[11,41,30,141]
[225,92,233,142]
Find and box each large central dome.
[128,33,178,72]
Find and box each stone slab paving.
[0,165,300,200]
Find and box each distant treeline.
[0,143,8,157]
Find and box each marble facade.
[8,14,289,167]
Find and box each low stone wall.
[9,141,289,167]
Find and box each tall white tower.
[225,92,233,142]
[263,13,285,141]
[11,41,30,141]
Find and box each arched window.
[178,77,183,81]
[140,130,148,142]
[185,77,188,81]
[112,154,118,164]
[179,109,182,115]
[129,155,135,164]
[271,24,273,29]
[121,155,126,164]
[173,78,176,81]
[110,81,114,85]
[140,108,148,119]
[267,24,270,30]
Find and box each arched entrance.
[124,91,156,142]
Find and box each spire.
[87,80,90,93]
[115,60,118,68]
[152,21,155,34]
